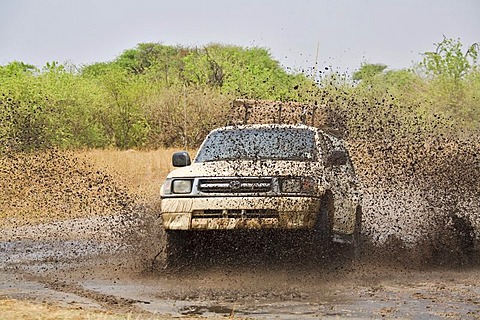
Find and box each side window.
[334,142,354,170]
[323,133,353,168]
[315,132,331,160]
[319,132,333,154]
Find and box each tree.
[352,63,388,81]
[420,36,478,81]
[97,66,151,149]
[0,61,37,76]
[115,43,184,85]
[418,37,480,123]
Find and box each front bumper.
[161,196,321,230]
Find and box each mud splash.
[1,139,479,270]
[0,142,479,318]
[0,150,135,226]
[351,133,480,267]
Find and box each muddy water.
[1,214,479,319]
[1,136,479,318]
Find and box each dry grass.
[0,148,194,227]
[76,148,179,201]
[0,299,180,320]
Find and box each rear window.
[195,127,317,162]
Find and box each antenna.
[314,41,320,81]
[183,84,187,150]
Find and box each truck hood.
[166,160,322,178]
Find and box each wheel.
[350,205,363,259]
[164,230,189,269]
[314,192,334,245]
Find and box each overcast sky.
[1,0,479,74]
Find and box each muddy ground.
[1,134,479,319]
[1,208,479,319]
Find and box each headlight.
[172,179,193,194]
[280,177,316,194]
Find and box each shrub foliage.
[0,38,478,152]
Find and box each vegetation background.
[1,37,478,153]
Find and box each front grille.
[198,178,272,193]
[192,209,279,219]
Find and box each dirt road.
[1,216,479,319]
[1,144,479,319]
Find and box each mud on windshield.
[195,127,317,162]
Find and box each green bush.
[1,38,478,152]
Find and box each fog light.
[281,178,302,193]
[280,177,316,194]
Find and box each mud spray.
[1,109,479,320]
[353,134,480,267]
[1,134,478,273]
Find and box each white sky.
[0,0,479,74]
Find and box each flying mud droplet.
[0,98,478,277]
[225,98,480,268]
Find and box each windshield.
[195,127,317,162]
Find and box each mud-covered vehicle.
[160,124,362,264]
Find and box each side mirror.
[326,150,348,167]
[172,151,191,167]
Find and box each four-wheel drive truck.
[160,124,362,260]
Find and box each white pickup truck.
[160,124,362,264]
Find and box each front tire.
[314,192,334,245]
[164,230,189,269]
[350,205,363,259]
